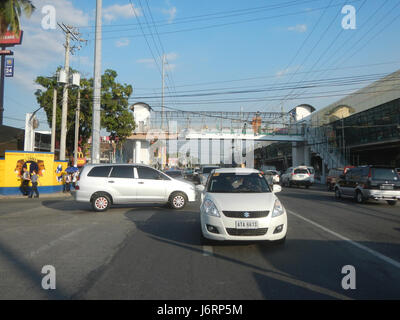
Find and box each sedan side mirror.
[273,184,282,193]
[196,185,205,192]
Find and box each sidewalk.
[0,192,74,200]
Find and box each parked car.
[196,168,287,243]
[75,164,196,211]
[281,166,313,188]
[334,166,400,205]
[199,165,220,185]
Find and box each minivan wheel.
[91,193,111,212]
[356,191,365,204]
[169,192,187,210]
[387,200,397,206]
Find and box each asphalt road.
[0,185,399,300]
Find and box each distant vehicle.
[164,169,184,180]
[75,164,196,211]
[334,166,400,205]
[281,166,312,188]
[263,170,280,184]
[199,166,220,185]
[327,168,344,191]
[196,167,286,243]
[307,166,315,184]
[192,168,201,183]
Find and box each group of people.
[20,167,40,198]
[63,170,79,192]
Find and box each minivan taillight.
[75,185,80,190]
[368,168,372,178]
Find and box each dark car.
[334,166,400,205]
[164,170,184,180]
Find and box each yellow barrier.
[0,151,68,195]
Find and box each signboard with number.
[5,58,14,77]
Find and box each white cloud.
[137,52,178,70]
[287,24,307,33]
[162,6,177,24]
[275,66,300,78]
[115,38,130,47]
[103,4,141,22]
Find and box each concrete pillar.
[292,142,298,167]
[304,145,311,166]
[135,140,141,163]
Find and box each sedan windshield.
[207,173,271,193]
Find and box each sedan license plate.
[380,185,394,190]
[235,220,258,229]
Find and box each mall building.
[255,70,400,181]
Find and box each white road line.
[27,227,87,259]
[202,245,213,256]
[287,209,400,270]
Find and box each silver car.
[75,164,196,211]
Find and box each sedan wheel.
[356,191,365,204]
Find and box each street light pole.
[91,0,102,164]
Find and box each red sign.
[0,31,23,46]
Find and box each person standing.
[20,167,30,196]
[29,170,39,198]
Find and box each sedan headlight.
[201,199,220,217]
[272,199,285,217]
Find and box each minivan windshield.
[207,173,271,193]
[202,167,219,174]
[372,168,399,181]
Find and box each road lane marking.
[202,245,213,256]
[27,227,88,259]
[287,209,400,270]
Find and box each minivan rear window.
[372,168,399,181]
[87,166,112,177]
[294,169,308,174]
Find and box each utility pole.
[59,29,70,161]
[74,89,81,166]
[51,88,57,153]
[91,0,102,164]
[0,46,5,125]
[161,54,165,131]
[58,23,84,161]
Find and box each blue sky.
[3,0,400,131]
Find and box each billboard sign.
[5,58,14,77]
[0,30,23,46]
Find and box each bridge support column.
[135,140,141,164]
[304,145,311,166]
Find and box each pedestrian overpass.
[124,107,342,169]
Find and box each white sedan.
[196,168,287,243]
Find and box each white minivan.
[75,164,196,211]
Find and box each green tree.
[35,69,135,156]
[0,0,35,34]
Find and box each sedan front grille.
[222,210,269,218]
[226,228,268,236]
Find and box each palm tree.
[0,0,35,35]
